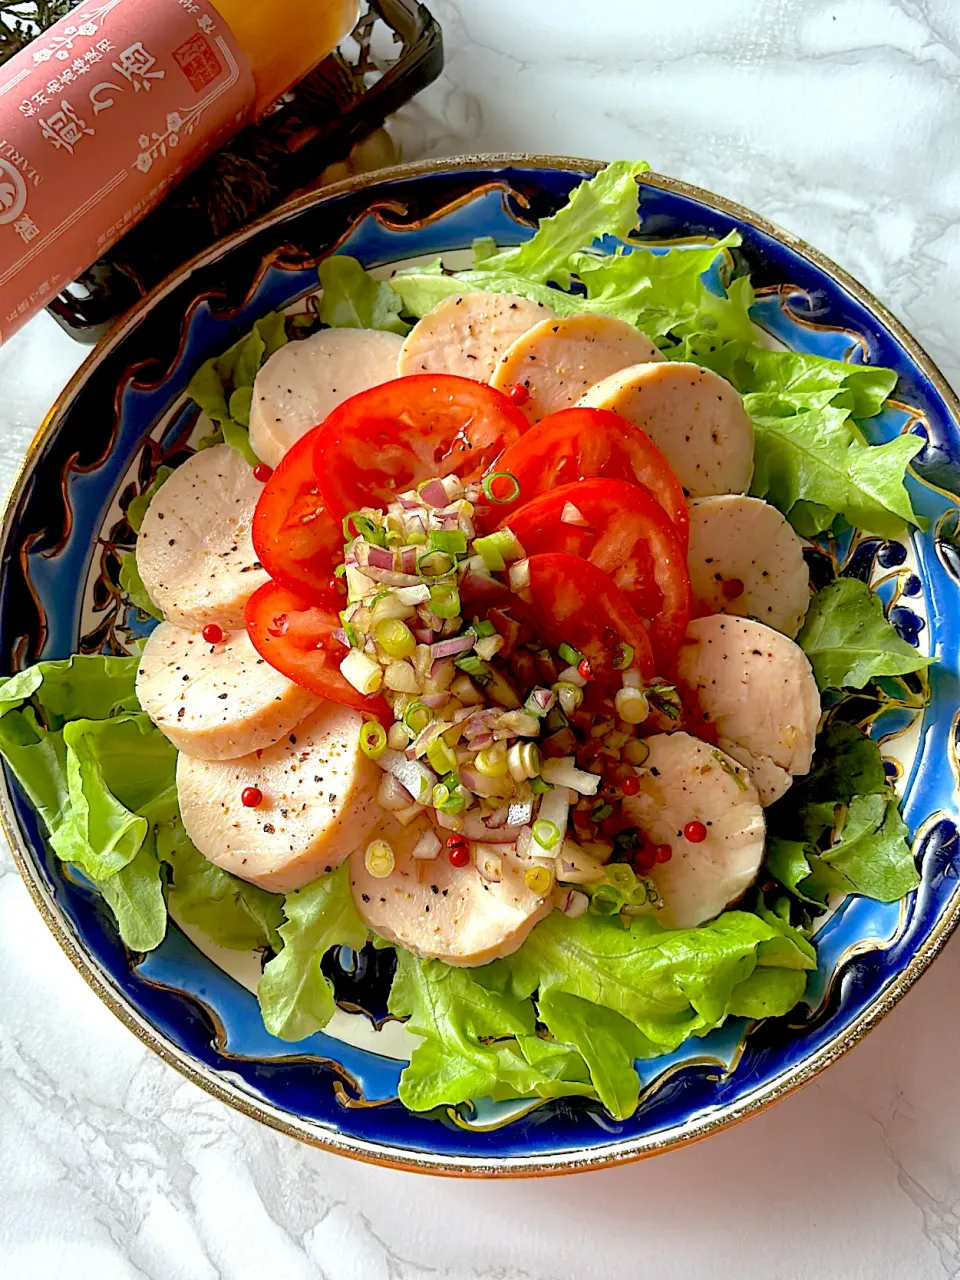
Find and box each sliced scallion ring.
[532,818,561,850]
[612,642,635,671]
[359,720,387,760]
[402,700,433,735]
[416,549,454,578]
[481,471,520,504]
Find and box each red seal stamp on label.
[173,34,223,93]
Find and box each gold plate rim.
[4,153,960,1178]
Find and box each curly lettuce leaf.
[766,721,919,904]
[318,256,410,335]
[118,550,161,619]
[534,991,647,1119]
[388,949,595,1112]
[157,819,283,951]
[126,464,174,534]
[0,653,140,724]
[49,713,177,879]
[257,864,367,1041]
[95,834,166,952]
[798,577,932,689]
[745,396,923,538]
[187,311,288,465]
[477,160,651,287]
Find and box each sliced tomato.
[481,406,689,544]
[245,580,389,720]
[499,478,691,666]
[313,375,528,519]
[516,553,655,685]
[251,426,343,597]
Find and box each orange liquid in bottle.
[211,0,361,114]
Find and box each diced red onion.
[458,569,509,605]
[333,628,350,647]
[377,771,415,811]
[560,888,590,917]
[430,633,475,660]
[420,692,449,708]
[474,845,503,883]
[466,732,494,750]
[530,687,555,712]
[394,804,425,827]
[560,501,590,528]
[400,547,418,574]
[366,545,394,570]
[515,825,533,858]
[397,584,430,606]
[388,757,436,803]
[440,512,460,530]
[361,566,420,587]
[419,479,448,508]
[397,494,421,510]
[460,765,512,799]
[488,608,523,656]
[459,812,524,843]
[483,806,510,829]
[412,828,442,860]
[436,808,464,833]
[413,628,433,644]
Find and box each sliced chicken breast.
[687,496,811,638]
[135,444,269,630]
[249,328,403,467]
[137,622,320,760]
[577,362,754,497]
[488,313,663,424]
[622,731,765,929]
[398,291,556,383]
[177,703,380,893]
[676,615,821,804]
[352,824,552,967]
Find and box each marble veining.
[3,1,960,1276]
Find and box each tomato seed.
[202,623,224,644]
[253,463,273,482]
[241,786,263,808]
[683,820,707,843]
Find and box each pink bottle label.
[0,0,255,341]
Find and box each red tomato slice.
[481,406,689,544]
[313,375,528,519]
[251,426,343,597]
[499,478,691,666]
[517,553,655,684]
[245,580,389,720]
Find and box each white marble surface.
[3,2,960,1276]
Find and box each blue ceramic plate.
[3,156,960,1176]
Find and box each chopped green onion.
[427,529,468,556]
[432,782,451,808]
[437,786,466,814]
[558,641,583,666]
[427,737,458,776]
[531,818,561,850]
[385,529,404,548]
[364,839,395,878]
[429,582,461,619]
[343,512,386,546]
[403,700,433,735]
[482,471,520,504]
[507,741,541,782]
[612,642,634,671]
[615,685,649,725]
[606,863,637,892]
[454,653,492,684]
[529,776,553,795]
[473,529,524,571]
[592,802,615,822]
[343,623,361,649]
[523,687,556,718]
[470,619,496,638]
[416,550,454,578]
[554,681,583,716]
[712,748,750,791]
[375,617,416,659]
[339,648,383,695]
[545,704,569,733]
[359,720,387,759]
[475,744,509,778]
[648,682,682,721]
[334,563,347,578]
[525,864,554,895]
